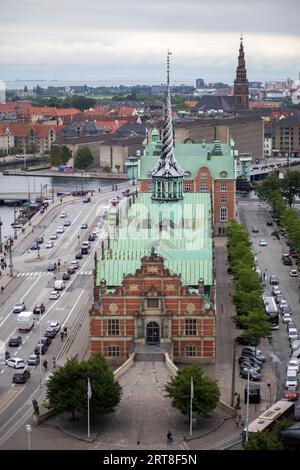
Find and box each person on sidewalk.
[235,415,241,428]
[167,431,173,446]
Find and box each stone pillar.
[100,278,107,296]
[198,278,204,295]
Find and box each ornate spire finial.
[240,33,243,42]
[167,49,172,87]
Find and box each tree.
[256,173,280,201]
[47,354,122,420]
[240,309,272,344]
[281,170,300,206]
[244,419,291,450]
[74,146,94,169]
[61,146,72,165]
[165,365,220,416]
[115,165,120,173]
[50,146,62,167]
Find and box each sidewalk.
[214,237,277,424]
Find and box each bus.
[243,400,295,441]
[263,296,279,330]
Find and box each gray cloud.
[0,0,299,81]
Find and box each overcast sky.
[1,0,300,84]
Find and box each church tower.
[233,34,249,112]
[148,51,190,201]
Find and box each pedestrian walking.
[235,415,240,428]
[60,331,64,341]
[52,357,56,368]
[167,431,173,446]
[1,286,4,294]
[63,326,67,337]
[43,359,48,371]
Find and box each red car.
[285,387,299,401]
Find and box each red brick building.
[90,251,215,365]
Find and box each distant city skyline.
[1,0,300,83]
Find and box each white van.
[285,369,298,388]
[54,280,65,291]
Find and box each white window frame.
[185,319,197,336]
[108,345,120,357]
[200,172,208,179]
[220,195,227,204]
[200,183,208,191]
[184,184,192,192]
[186,345,196,357]
[220,207,228,222]
[108,319,120,336]
[220,183,227,192]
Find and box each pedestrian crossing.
[17,271,92,277]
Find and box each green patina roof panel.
[96,192,213,287]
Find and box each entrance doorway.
[146,321,160,345]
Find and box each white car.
[49,290,60,300]
[46,241,54,249]
[60,212,67,218]
[272,286,281,296]
[259,239,267,247]
[50,234,58,240]
[6,357,25,369]
[93,226,100,233]
[288,360,299,373]
[56,226,65,234]
[48,321,61,333]
[283,313,292,324]
[290,269,298,277]
[70,260,79,269]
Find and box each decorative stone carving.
[186,303,196,313]
[109,303,118,314]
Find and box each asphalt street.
[238,199,300,400]
[0,186,132,443]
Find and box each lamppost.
[25,424,32,450]
[245,369,250,443]
[267,383,272,407]
[231,338,237,407]
[0,217,3,253]
[37,244,40,259]
[13,208,18,240]
[4,236,13,277]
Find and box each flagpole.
[190,376,193,437]
[87,378,91,439]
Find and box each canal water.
[0,173,120,238]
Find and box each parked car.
[63,220,71,226]
[31,242,39,250]
[27,354,40,366]
[275,294,285,304]
[47,321,60,333]
[291,341,300,352]
[283,257,293,266]
[238,355,264,367]
[47,262,57,272]
[34,343,48,355]
[81,223,88,229]
[272,286,281,296]
[287,360,299,373]
[12,368,30,384]
[239,361,261,373]
[56,226,65,234]
[8,335,22,347]
[290,269,298,277]
[6,357,25,369]
[266,220,273,226]
[282,305,292,315]
[241,347,266,362]
[60,212,67,218]
[13,301,26,313]
[75,252,83,259]
[46,241,54,249]
[67,266,75,274]
[33,303,45,315]
[259,239,267,247]
[49,234,58,240]
[283,313,293,324]
[49,290,60,300]
[251,227,259,233]
[285,386,299,402]
[240,367,261,381]
[37,236,44,244]
[62,271,71,281]
[83,197,91,203]
[70,260,79,269]
[88,234,96,242]
[44,329,56,339]
[40,336,52,347]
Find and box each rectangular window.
[184,184,192,192]
[108,345,120,357]
[186,345,196,357]
[220,195,227,203]
[185,319,197,336]
[200,184,208,191]
[200,172,208,179]
[108,319,120,336]
[147,298,159,308]
[220,207,228,222]
[220,183,227,192]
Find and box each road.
[0,185,132,444]
[238,199,299,400]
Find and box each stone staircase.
[135,352,165,362]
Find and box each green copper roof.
[139,140,236,180]
[96,192,213,287]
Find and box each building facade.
[272,116,300,158]
[90,253,215,366]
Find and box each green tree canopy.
[74,146,94,169]
[244,419,291,450]
[46,354,122,420]
[165,365,220,416]
[240,309,272,344]
[281,170,300,206]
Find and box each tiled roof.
[96,119,128,134]
[3,123,62,138]
[96,192,212,287]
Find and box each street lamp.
[25,424,32,450]
[37,245,40,259]
[0,217,3,253]
[231,338,237,407]
[267,383,272,407]
[245,369,250,443]
[13,208,18,240]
